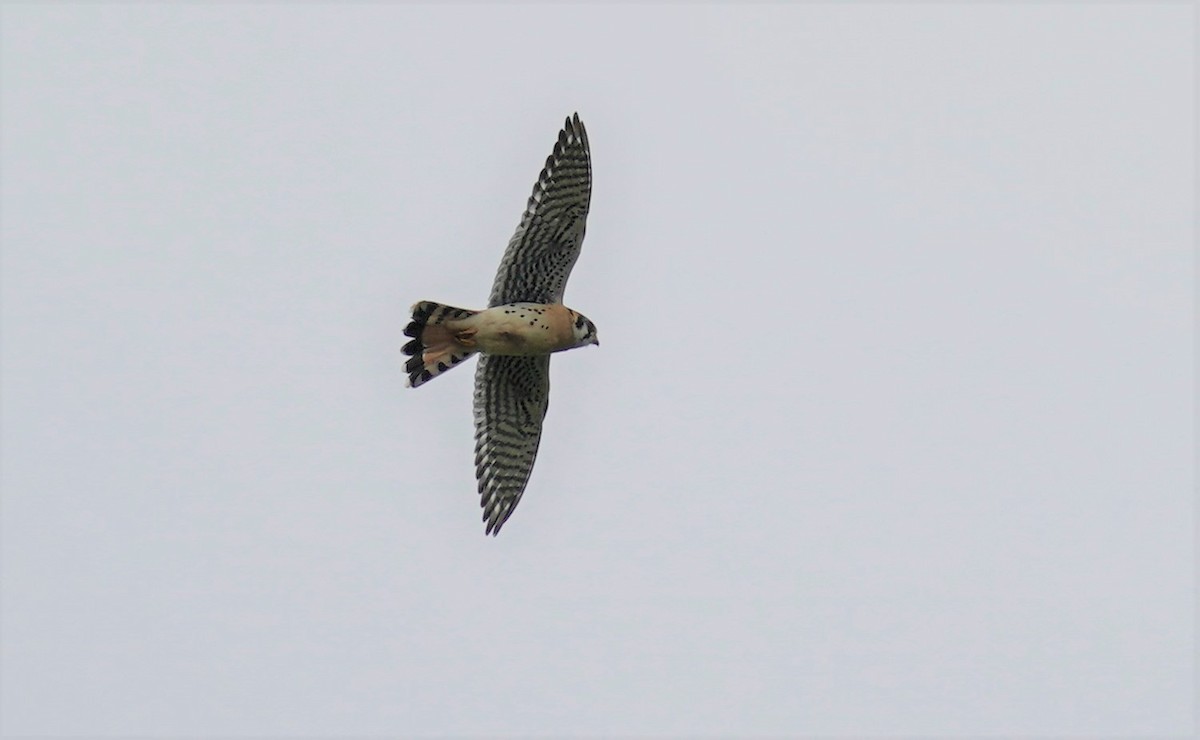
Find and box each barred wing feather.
[473,354,550,535]
[487,113,592,307]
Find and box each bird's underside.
[403,113,594,535]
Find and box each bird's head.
[569,310,599,348]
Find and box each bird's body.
[403,114,597,535]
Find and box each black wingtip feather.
[484,509,504,536]
[565,113,585,142]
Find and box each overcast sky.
[1,3,1193,737]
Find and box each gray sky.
[1,3,1192,737]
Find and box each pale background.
[0,3,1193,737]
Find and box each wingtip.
[481,495,516,536]
[483,510,501,536]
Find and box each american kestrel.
[403,113,598,535]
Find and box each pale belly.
[459,303,575,356]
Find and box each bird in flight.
[403,113,598,535]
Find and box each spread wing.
[487,113,591,307]
[472,354,550,535]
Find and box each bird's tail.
[403,301,480,387]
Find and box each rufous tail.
[403,301,480,387]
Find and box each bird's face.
[569,310,600,348]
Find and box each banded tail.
[403,301,480,387]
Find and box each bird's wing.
[487,113,591,307]
[472,354,551,535]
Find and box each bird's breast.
[469,303,574,355]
